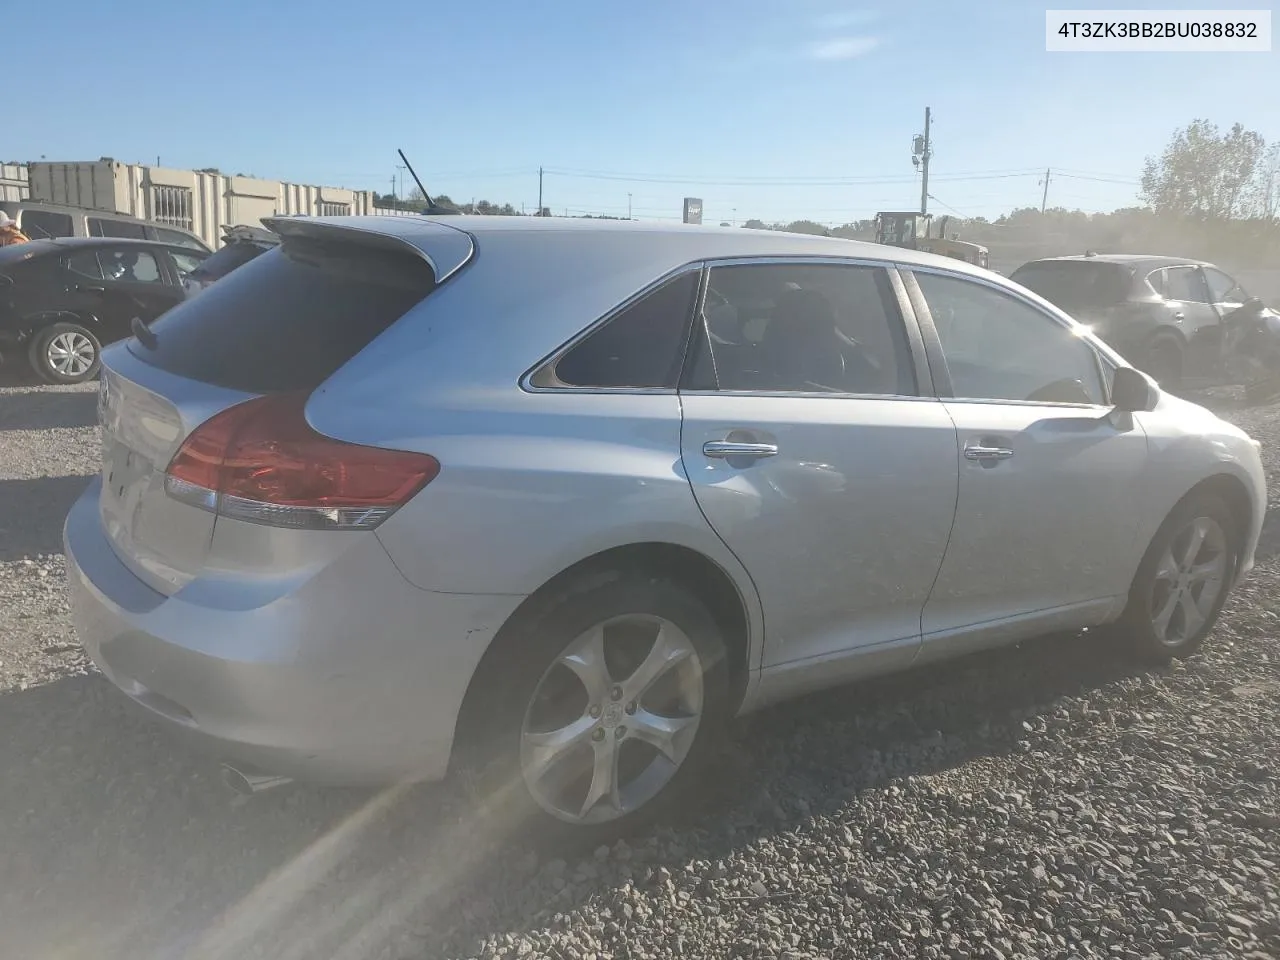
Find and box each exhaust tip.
[220,762,292,796]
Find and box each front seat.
[760,288,846,391]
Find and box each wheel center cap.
[601,703,623,728]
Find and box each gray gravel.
[1,373,1277,960]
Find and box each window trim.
[1144,267,1166,298]
[905,264,1114,409]
[677,255,937,402]
[521,262,707,394]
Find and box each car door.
[1162,265,1221,377]
[79,245,185,341]
[908,268,1150,654]
[678,258,959,687]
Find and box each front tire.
[28,321,101,384]
[466,573,730,844]
[1116,492,1239,663]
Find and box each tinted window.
[0,240,57,266]
[102,248,163,283]
[1203,267,1247,304]
[1008,260,1132,311]
[553,272,699,388]
[137,237,436,393]
[66,251,104,280]
[88,217,148,241]
[691,263,916,396]
[1164,266,1210,304]
[188,242,267,281]
[917,271,1105,405]
[154,227,207,251]
[19,210,74,240]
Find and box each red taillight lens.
[164,393,439,530]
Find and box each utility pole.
[628,193,633,220]
[918,107,932,215]
[1040,168,1052,213]
[538,167,544,216]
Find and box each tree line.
[370,120,1280,267]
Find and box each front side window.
[916,271,1105,405]
[690,262,916,396]
[169,251,205,279]
[551,271,700,388]
[1203,267,1248,304]
[102,248,163,284]
[155,227,207,252]
[1164,266,1210,304]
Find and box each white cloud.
[807,35,881,60]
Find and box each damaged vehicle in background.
[182,224,279,299]
[1009,253,1280,397]
[64,216,1265,840]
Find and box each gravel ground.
[1,373,1277,960]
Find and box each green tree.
[1140,119,1266,219]
[782,220,829,236]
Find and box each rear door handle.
[703,440,778,459]
[964,444,1014,462]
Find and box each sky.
[6,0,1278,226]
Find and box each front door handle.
[703,440,778,460]
[964,444,1014,462]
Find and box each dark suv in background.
[1009,254,1255,389]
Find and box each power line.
[541,167,1044,187]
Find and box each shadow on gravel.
[0,626,1161,958]
[0,475,92,561]
[0,386,97,431]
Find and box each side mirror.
[1244,297,1266,311]
[1112,366,1156,412]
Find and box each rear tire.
[28,321,101,384]
[1138,337,1183,392]
[1115,492,1239,663]
[461,573,730,847]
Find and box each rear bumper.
[64,477,526,785]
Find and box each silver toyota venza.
[65,216,1266,838]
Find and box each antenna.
[397,148,433,206]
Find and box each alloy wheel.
[1149,516,1228,647]
[520,614,704,825]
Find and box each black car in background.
[0,237,207,383]
[1009,253,1255,389]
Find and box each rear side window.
[550,271,699,388]
[66,251,104,280]
[136,237,436,393]
[88,217,148,240]
[20,210,74,239]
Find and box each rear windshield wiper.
[131,315,158,350]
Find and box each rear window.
[1009,260,1133,311]
[187,242,267,281]
[135,237,436,393]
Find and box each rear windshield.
[0,240,57,265]
[187,242,268,281]
[1009,260,1133,310]
[134,237,436,393]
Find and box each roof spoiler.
[262,215,474,283]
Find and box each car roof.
[280,213,998,278]
[45,236,202,252]
[1019,253,1213,270]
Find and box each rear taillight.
[163,393,439,530]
